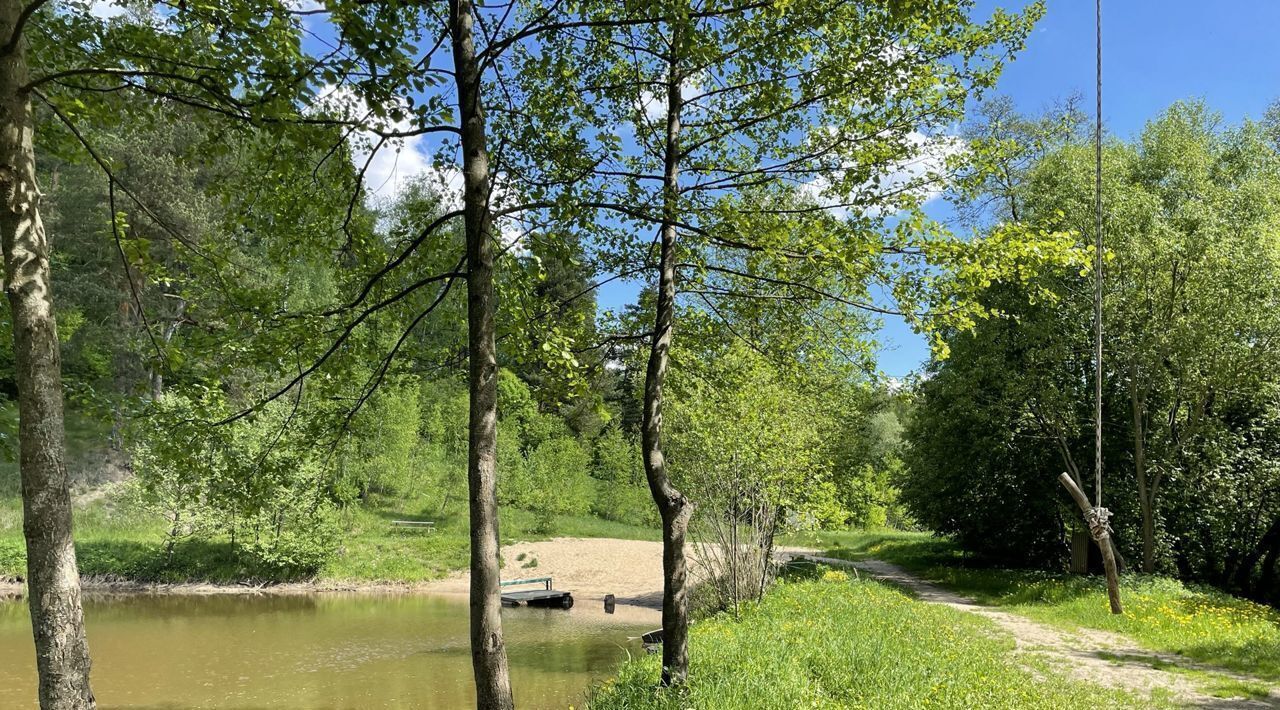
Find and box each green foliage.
[131,392,341,576]
[903,100,1280,595]
[590,427,656,527]
[338,381,425,499]
[501,436,594,532]
[669,343,838,532]
[590,577,1146,709]
[826,390,915,529]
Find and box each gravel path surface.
[794,553,1280,709]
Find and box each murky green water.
[0,593,651,709]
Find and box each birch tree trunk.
[448,2,514,707]
[0,3,96,707]
[641,28,693,686]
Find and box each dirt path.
[794,554,1279,708]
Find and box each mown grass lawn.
[794,529,1280,684]
[589,571,1153,709]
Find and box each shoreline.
[0,576,468,598]
[0,537,674,622]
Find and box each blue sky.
[864,0,1280,377]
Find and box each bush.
[0,538,24,579]
[235,498,342,576]
[501,436,593,530]
[591,482,657,527]
[130,390,342,574]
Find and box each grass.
[795,529,1280,684]
[0,403,111,496]
[589,569,1154,709]
[0,488,658,585]
[320,495,656,583]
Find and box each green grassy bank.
[797,529,1280,684]
[589,569,1151,709]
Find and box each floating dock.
[499,576,574,609]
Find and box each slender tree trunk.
[1130,375,1155,573]
[448,3,513,708]
[641,28,693,686]
[1234,517,1280,595]
[148,296,185,401]
[0,5,96,707]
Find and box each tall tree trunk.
[448,2,513,708]
[0,5,96,707]
[148,296,185,401]
[1130,375,1156,573]
[641,28,693,687]
[1235,516,1280,596]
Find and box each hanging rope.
[1085,506,1112,543]
[1093,0,1104,510]
[1057,0,1122,614]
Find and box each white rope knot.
[1085,506,1113,541]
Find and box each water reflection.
[0,593,650,709]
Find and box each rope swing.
[1058,0,1124,615]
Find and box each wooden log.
[1059,473,1124,614]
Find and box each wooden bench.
[389,520,436,532]
[500,576,553,591]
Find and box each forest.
[0,1,1278,709]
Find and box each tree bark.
[1058,473,1123,614]
[1130,374,1156,573]
[449,2,513,708]
[1234,516,1280,596]
[0,4,96,707]
[641,23,693,687]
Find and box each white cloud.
[89,1,126,19]
[636,73,705,122]
[801,131,964,218]
[311,84,460,205]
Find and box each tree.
[1,3,94,705]
[904,101,1280,597]
[667,343,830,615]
[1024,102,1280,574]
[2,2,361,703]
[525,0,1041,684]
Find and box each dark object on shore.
[499,577,574,609]
[604,594,616,614]
[641,628,663,644]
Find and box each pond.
[0,592,653,709]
